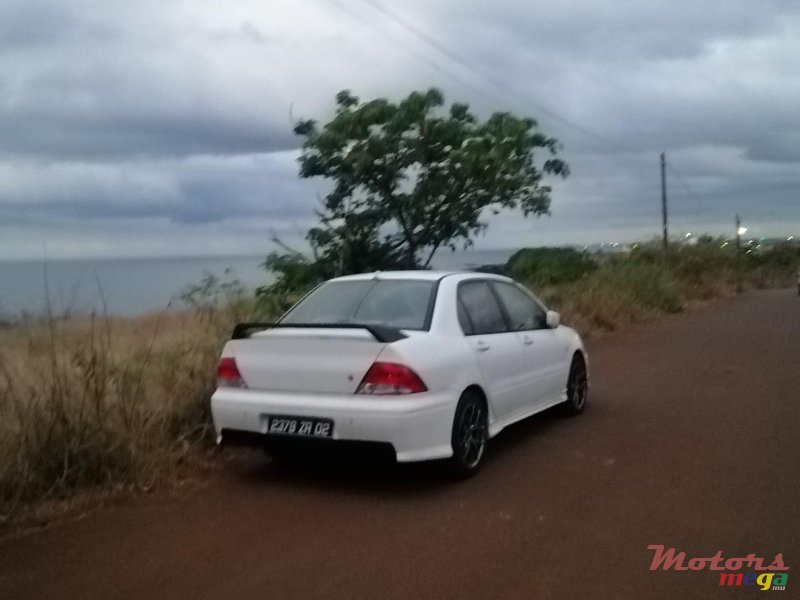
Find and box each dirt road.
[2,289,798,599]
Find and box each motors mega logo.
[648,545,790,591]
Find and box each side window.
[457,299,474,335]
[458,281,508,335]
[491,282,547,331]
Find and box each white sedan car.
[211,271,588,474]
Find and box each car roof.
[329,270,511,283]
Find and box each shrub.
[523,240,797,336]
[507,247,597,285]
[546,259,682,333]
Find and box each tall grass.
[531,242,798,334]
[0,274,261,520]
[541,261,683,333]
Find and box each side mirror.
[546,310,560,329]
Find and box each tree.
[293,88,569,271]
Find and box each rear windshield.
[281,279,436,331]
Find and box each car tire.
[449,390,488,477]
[562,354,589,416]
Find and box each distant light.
[789,236,795,241]
[738,226,748,235]
[685,232,692,238]
[721,242,729,248]
[746,249,752,254]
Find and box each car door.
[457,280,529,420]
[490,281,568,413]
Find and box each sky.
[1,0,799,261]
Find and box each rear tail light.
[356,362,427,395]
[217,357,246,388]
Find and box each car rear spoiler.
[230,322,408,343]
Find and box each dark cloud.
[0,0,799,259]
[0,153,319,227]
[0,2,80,49]
[0,109,298,160]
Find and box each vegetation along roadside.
[0,239,797,527]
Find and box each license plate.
[265,415,334,438]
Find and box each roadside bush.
[543,259,682,333]
[659,245,738,300]
[508,247,597,285]
[531,241,798,335]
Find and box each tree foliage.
[262,88,568,295]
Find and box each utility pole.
[735,214,741,250]
[734,214,743,293]
[660,152,668,250]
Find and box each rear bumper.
[210,388,457,462]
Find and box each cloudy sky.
[2,0,799,261]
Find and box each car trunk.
[228,328,386,394]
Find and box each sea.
[0,249,517,316]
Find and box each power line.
[325,0,506,109]
[343,0,626,150]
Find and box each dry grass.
[0,300,256,521]
[534,245,797,336]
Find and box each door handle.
[476,342,490,352]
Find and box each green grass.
[530,241,798,334]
